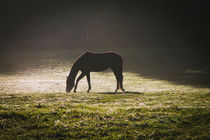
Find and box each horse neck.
[68,62,80,81]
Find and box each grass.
[0,91,209,139]
[0,47,210,139]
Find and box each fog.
[0,0,210,89]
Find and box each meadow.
[0,91,209,139]
[0,47,210,139]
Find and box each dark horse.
[66,51,125,93]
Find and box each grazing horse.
[66,51,125,93]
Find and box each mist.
[0,0,210,88]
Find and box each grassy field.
[0,47,210,139]
[0,91,209,139]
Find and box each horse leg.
[112,65,125,92]
[74,72,86,92]
[116,60,125,92]
[115,74,125,92]
[115,81,120,92]
[86,72,91,92]
[112,70,120,92]
[119,75,125,92]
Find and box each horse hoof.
[74,90,77,93]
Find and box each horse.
[66,51,125,93]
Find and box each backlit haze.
[0,0,210,93]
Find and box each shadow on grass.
[99,91,143,95]
[124,45,210,88]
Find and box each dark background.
[0,0,210,87]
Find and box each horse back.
[78,51,122,72]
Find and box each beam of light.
[0,67,209,94]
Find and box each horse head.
[66,76,74,92]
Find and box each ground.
[0,91,209,139]
[0,47,210,139]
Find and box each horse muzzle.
[66,89,71,93]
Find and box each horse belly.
[87,64,109,72]
[81,54,114,72]
[92,67,109,72]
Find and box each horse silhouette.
[66,51,125,93]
